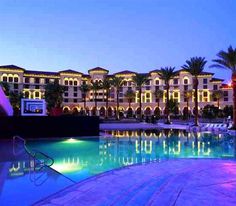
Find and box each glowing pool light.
[63,138,81,144]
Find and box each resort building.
[0,64,233,117]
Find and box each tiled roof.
[0,65,25,71]
[24,70,59,76]
[114,70,137,75]
[210,78,224,82]
[59,69,83,74]
[88,67,109,73]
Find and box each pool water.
[0,130,235,205]
[27,130,236,182]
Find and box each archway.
[144,107,152,116]
[100,107,106,117]
[154,107,161,117]
[108,107,113,117]
[127,108,133,118]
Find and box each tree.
[154,90,164,111]
[79,83,90,114]
[211,46,236,128]
[45,81,65,115]
[90,81,101,116]
[0,81,10,96]
[101,78,112,119]
[9,91,24,116]
[124,88,135,109]
[183,57,207,126]
[202,105,218,121]
[132,73,149,121]
[111,76,124,120]
[212,90,224,109]
[158,67,176,124]
[168,98,179,117]
[182,90,193,119]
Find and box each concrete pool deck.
[35,159,236,206]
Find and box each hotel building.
[0,65,233,117]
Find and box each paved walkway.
[100,122,188,131]
[35,159,236,206]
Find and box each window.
[203,78,208,84]
[123,81,127,86]
[24,91,29,98]
[224,91,228,96]
[3,76,7,82]
[146,86,150,90]
[203,91,208,97]
[173,79,178,85]
[184,79,188,84]
[74,93,77,97]
[64,80,68,85]
[64,98,68,102]
[145,80,151,86]
[35,78,40,84]
[184,85,188,91]
[45,78,50,84]
[174,92,178,98]
[155,80,159,85]
[74,81,78,86]
[14,84,18,89]
[69,81,73,86]
[24,84,29,89]
[35,85,40,89]
[203,85,208,89]
[74,99,77,103]
[64,86,68,91]
[14,77,18,83]
[25,77,30,83]
[35,92,40,98]
[74,87,77,92]
[119,93,123,97]
[213,85,218,90]
[8,77,13,82]
[64,92,68,97]
[224,98,228,101]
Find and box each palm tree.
[112,76,124,120]
[9,91,24,116]
[211,46,236,128]
[182,90,193,119]
[101,78,112,119]
[154,90,164,110]
[90,81,101,116]
[0,81,10,96]
[79,83,90,114]
[183,57,207,126]
[212,90,224,109]
[124,88,135,109]
[45,80,65,115]
[158,67,176,124]
[132,73,149,121]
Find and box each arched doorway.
[100,107,106,117]
[127,108,133,118]
[144,107,152,116]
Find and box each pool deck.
[35,159,236,206]
[100,122,188,131]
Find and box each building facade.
[0,65,233,117]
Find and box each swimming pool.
[0,129,235,205]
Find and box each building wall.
[0,65,233,116]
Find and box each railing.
[13,135,55,186]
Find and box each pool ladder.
[13,135,55,186]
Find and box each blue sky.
[0,0,235,82]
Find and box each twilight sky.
[0,0,235,82]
